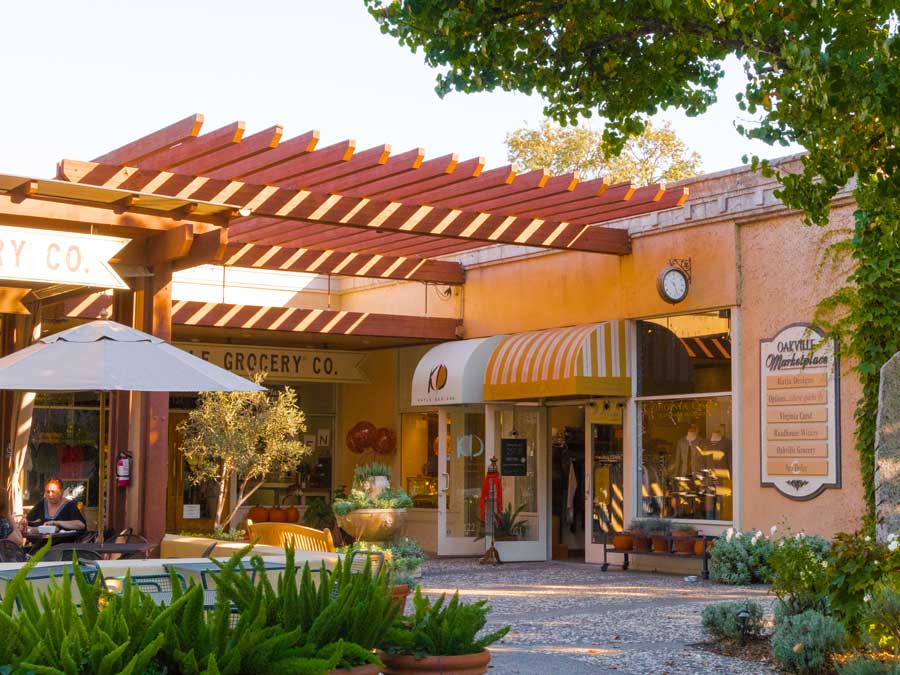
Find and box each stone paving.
[418,558,776,675]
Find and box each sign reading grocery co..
[760,323,840,499]
[174,342,368,383]
[0,225,129,289]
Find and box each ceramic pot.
[390,583,410,613]
[379,649,492,675]
[694,539,711,556]
[247,506,269,523]
[612,534,633,551]
[328,663,382,675]
[651,534,670,553]
[632,533,651,552]
[336,508,408,542]
[671,531,695,555]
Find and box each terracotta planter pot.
[694,539,711,556]
[671,531,695,555]
[632,534,651,552]
[336,508,408,542]
[391,583,410,613]
[379,649,492,675]
[612,534,633,551]
[328,664,382,675]
[651,534,670,553]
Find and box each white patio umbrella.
[0,319,265,539]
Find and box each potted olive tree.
[379,589,510,674]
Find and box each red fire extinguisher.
[116,451,132,487]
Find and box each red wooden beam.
[134,121,245,170]
[175,125,284,176]
[218,130,320,181]
[93,114,204,165]
[243,139,356,186]
[311,148,424,194]
[60,294,462,340]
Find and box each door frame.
[485,402,549,562]
[436,406,488,556]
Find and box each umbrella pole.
[98,391,105,543]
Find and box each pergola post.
[107,289,134,534]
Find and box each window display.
[637,311,733,522]
[400,412,439,508]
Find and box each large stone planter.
[379,649,492,675]
[336,508,408,542]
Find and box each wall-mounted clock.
[657,264,690,304]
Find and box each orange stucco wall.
[337,349,400,491]
[463,221,737,336]
[738,204,864,536]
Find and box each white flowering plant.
[769,532,831,617]
[709,528,775,585]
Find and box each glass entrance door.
[487,404,548,561]
[585,421,625,563]
[437,407,487,556]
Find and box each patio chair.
[106,533,151,560]
[0,540,27,563]
[125,572,187,595]
[200,542,218,558]
[0,562,102,610]
[245,520,335,552]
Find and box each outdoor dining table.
[56,542,153,557]
[24,530,85,548]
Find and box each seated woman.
[26,479,86,531]
[0,490,23,546]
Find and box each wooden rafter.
[59,159,633,255]
[221,243,464,284]
[58,293,461,340]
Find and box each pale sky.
[0,1,799,180]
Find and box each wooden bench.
[246,520,336,553]
[601,533,715,578]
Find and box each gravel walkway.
[417,558,775,675]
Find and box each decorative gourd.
[268,507,288,522]
[248,506,269,523]
[284,506,300,523]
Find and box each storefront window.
[637,312,733,521]
[400,412,438,508]
[26,393,105,528]
[637,311,732,396]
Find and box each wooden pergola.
[58,113,688,288]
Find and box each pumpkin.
[284,506,300,523]
[248,506,269,523]
[268,507,287,522]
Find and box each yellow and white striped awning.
[483,321,631,401]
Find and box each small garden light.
[736,606,751,645]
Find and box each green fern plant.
[383,588,510,658]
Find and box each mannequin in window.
[673,424,705,478]
[697,425,731,472]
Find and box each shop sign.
[0,225,129,289]
[760,323,840,499]
[174,342,368,383]
[500,437,528,476]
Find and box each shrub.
[338,536,426,587]
[179,526,246,541]
[701,601,765,642]
[384,588,510,657]
[839,658,900,675]
[862,586,900,654]
[709,529,774,585]
[332,487,413,515]
[769,532,831,615]
[822,532,900,643]
[772,609,849,674]
[302,496,336,531]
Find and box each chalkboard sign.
[500,437,528,476]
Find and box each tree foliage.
[366,0,900,526]
[506,119,700,184]
[178,378,309,529]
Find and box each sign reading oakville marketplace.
[0,225,129,289]
[174,342,368,384]
[760,323,840,499]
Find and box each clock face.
[658,266,689,303]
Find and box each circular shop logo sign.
[428,364,448,392]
